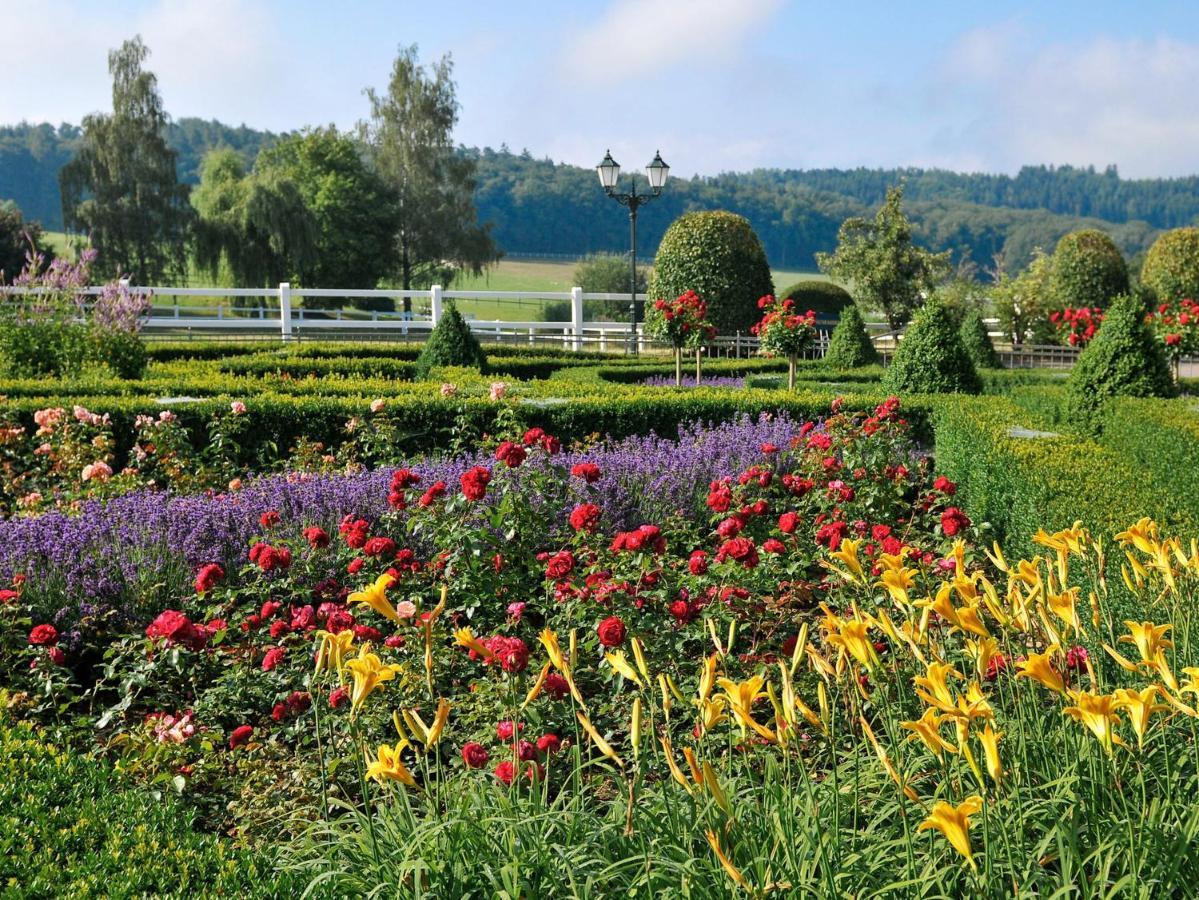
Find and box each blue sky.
[6,0,1199,177]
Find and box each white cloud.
[558,0,784,86]
[933,29,1199,177]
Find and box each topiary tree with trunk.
[1049,229,1128,310]
[752,294,817,389]
[647,211,773,335]
[415,301,487,378]
[1065,293,1175,434]
[881,299,981,394]
[959,309,1001,369]
[645,290,715,386]
[823,303,879,368]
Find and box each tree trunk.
[695,348,702,386]
[674,346,682,387]
[787,355,797,390]
[400,237,412,314]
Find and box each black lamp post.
[596,149,669,353]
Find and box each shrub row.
[932,395,1199,558]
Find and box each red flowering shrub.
[461,466,492,501]
[228,724,253,749]
[29,623,58,646]
[146,610,207,651]
[1050,306,1103,346]
[597,616,627,647]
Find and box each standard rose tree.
[645,290,717,386]
[751,294,817,389]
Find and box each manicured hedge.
[0,721,302,897]
[1097,397,1199,526]
[932,395,1199,558]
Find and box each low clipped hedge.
[0,721,301,897]
[1097,397,1199,525]
[933,395,1199,558]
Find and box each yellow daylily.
[1016,649,1066,695]
[977,723,1003,784]
[576,710,624,769]
[914,661,962,713]
[630,637,651,683]
[402,698,450,751]
[705,829,751,893]
[1115,518,1159,556]
[718,674,777,742]
[630,697,643,761]
[827,537,867,584]
[1046,588,1084,636]
[347,573,399,622]
[345,645,402,715]
[453,627,495,661]
[697,696,729,735]
[1113,685,1169,749]
[826,616,879,671]
[860,715,921,804]
[313,628,355,679]
[901,707,958,758]
[539,628,585,706]
[965,637,1002,682]
[661,736,695,792]
[1063,690,1122,755]
[879,567,918,606]
[918,796,985,871]
[605,650,645,688]
[1120,621,1173,665]
[365,742,417,787]
[522,663,551,709]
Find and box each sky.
[5,0,1199,179]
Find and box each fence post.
[278,282,293,342]
[570,286,584,352]
[430,285,443,325]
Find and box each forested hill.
[2,117,1197,272]
[0,119,283,230]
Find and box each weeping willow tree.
[191,148,317,310]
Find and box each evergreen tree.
[415,302,487,377]
[1065,293,1175,433]
[823,304,879,368]
[881,300,981,394]
[59,36,192,282]
[959,309,1001,368]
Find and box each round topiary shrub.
[1049,229,1129,310]
[1065,293,1175,433]
[415,302,488,378]
[647,211,773,335]
[958,309,1001,369]
[882,300,981,395]
[781,280,853,322]
[1141,227,1199,303]
[823,303,879,368]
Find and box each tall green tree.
[817,185,951,334]
[361,44,499,310]
[59,36,191,282]
[0,202,44,283]
[191,148,317,290]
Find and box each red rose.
[763,538,786,554]
[495,441,527,468]
[259,510,281,529]
[29,623,58,646]
[932,476,956,496]
[363,536,397,558]
[329,686,349,708]
[688,550,709,576]
[597,616,627,648]
[716,517,743,539]
[0,589,18,603]
[194,562,225,595]
[146,610,207,651]
[941,507,971,537]
[484,636,530,673]
[461,466,492,501]
[569,502,601,532]
[545,551,575,581]
[716,537,759,568]
[669,599,691,621]
[496,720,523,741]
[228,725,253,749]
[419,481,447,507]
[570,461,601,483]
[303,526,330,549]
[522,427,546,446]
[48,647,66,665]
[536,733,561,755]
[494,760,516,785]
[462,741,490,768]
[544,673,570,700]
[262,646,286,671]
[347,558,364,574]
[541,434,561,455]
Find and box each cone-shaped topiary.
[823,303,879,368]
[415,302,488,378]
[958,309,1001,369]
[1065,293,1176,433]
[882,300,982,394]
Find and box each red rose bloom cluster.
[941,507,971,537]
[461,466,492,501]
[146,610,208,651]
[495,441,527,468]
[250,542,292,572]
[571,461,601,483]
[610,524,666,554]
[569,502,601,533]
[29,623,58,646]
[597,615,627,647]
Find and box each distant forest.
[3,119,1198,274]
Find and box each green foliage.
[823,303,879,368]
[958,309,1001,368]
[361,45,499,298]
[882,300,981,394]
[780,279,853,320]
[1065,293,1175,433]
[89,328,148,379]
[415,302,488,377]
[933,395,1199,559]
[1141,227,1199,303]
[647,211,773,334]
[1098,398,1199,526]
[59,37,192,282]
[817,185,952,333]
[0,323,90,378]
[0,721,298,897]
[570,253,640,321]
[0,202,43,283]
[1049,228,1129,309]
[990,248,1057,345]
